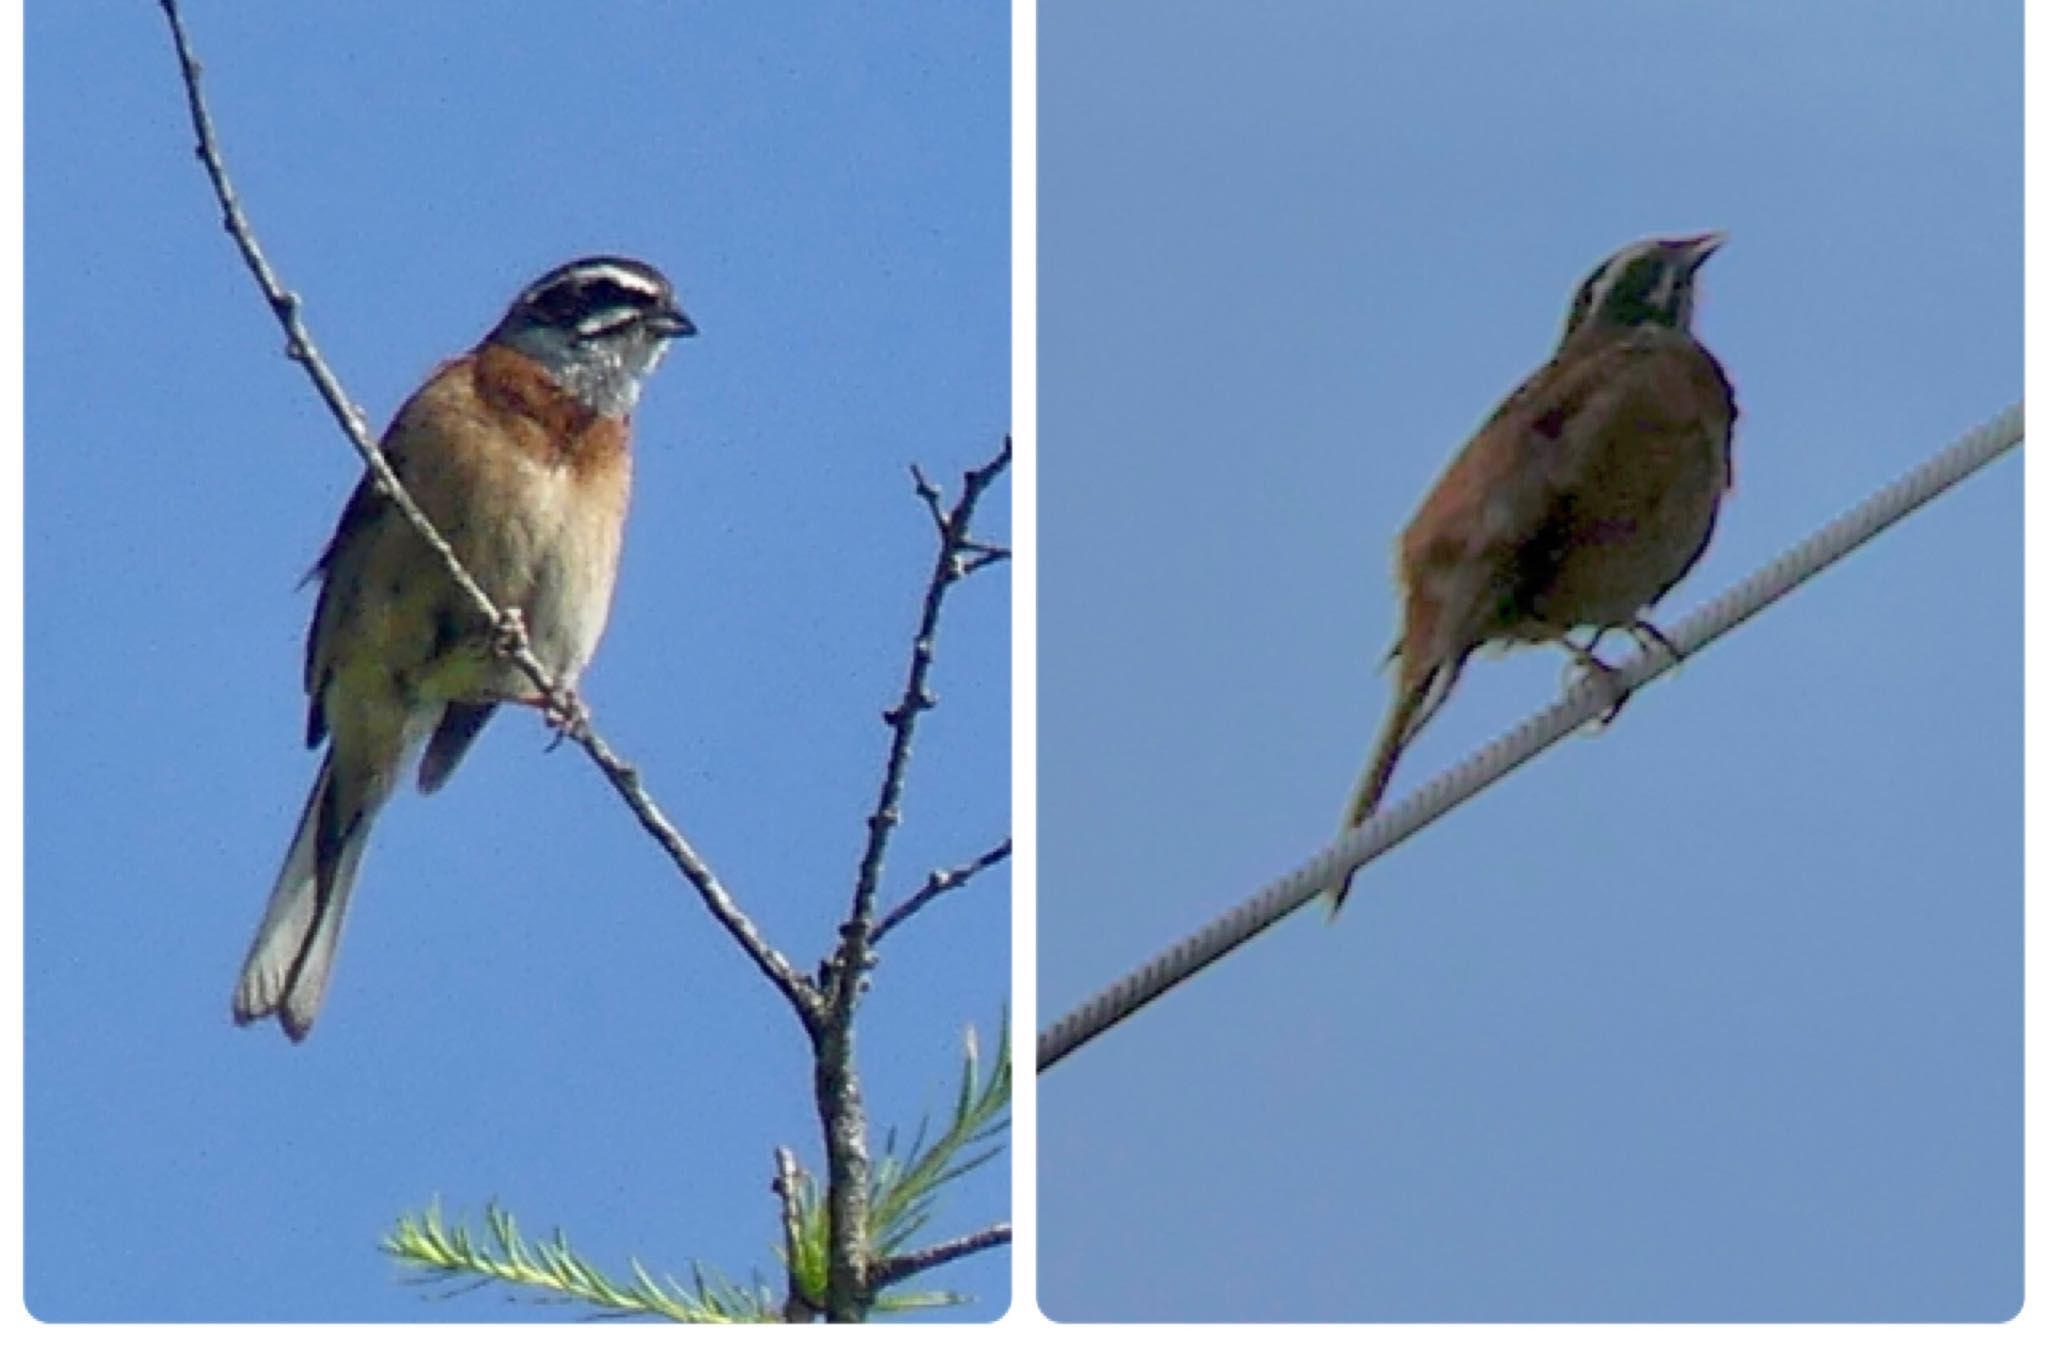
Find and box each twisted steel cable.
[1039,402,2023,1073]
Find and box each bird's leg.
[487,607,587,748]
[528,686,588,750]
[1623,619,1685,666]
[1558,634,1631,728]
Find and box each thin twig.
[958,539,1012,576]
[813,439,1012,1321]
[842,444,1014,972]
[911,469,950,533]
[873,839,1012,945]
[869,1224,1015,1291]
[157,0,821,1029]
[771,1148,816,1323]
[566,729,820,1027]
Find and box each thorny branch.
[157,0,818,1029]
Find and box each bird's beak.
[1674,231,1727,270]
[650,304,697,339]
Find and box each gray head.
[490,256,696,417]
[1560,232,1724,346]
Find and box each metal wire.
[1038,402,2024,1073]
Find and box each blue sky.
[1038,0,2020,1323]
[25,3,1008,1323]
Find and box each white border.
[1007,0,1041,1328]
[3,0,27,1334]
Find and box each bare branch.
[870,1225,1014,1291]
[812,438,1011,1321]
[771,1148,818,1323]
[812,1021,869,1321]
[157,0,820,1030]
[910,465,950,532]
[569,730,820,1027]
[873,839,1012,946]
[843,440,1014,966]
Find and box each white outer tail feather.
[232,755,374,1041]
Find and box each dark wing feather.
[417,702,498,793]
[299,371,451,745]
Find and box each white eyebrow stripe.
[1582,262,1617,313]
[520,263,669,316]
[1588,243,1651,310]
[571,263,666,296]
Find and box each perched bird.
[233,256,695,1040]
[1328,232,1736,912]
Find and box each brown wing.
[302,481,390,749]
[1393,353,1581,672]
[301,357,471,748]
[1396,329,1733,664]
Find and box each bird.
[1327,232,1736,913]
[232,256,695,1040]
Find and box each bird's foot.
[1623,619,1685,666]
[491,607,531,659]
[530,686,589,750]
[1559,637,1631,729]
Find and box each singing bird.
[1327,232,1736,912]
[233,257,695,1040]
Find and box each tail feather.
[233,754,376,1041]
[1326,655,1465,915]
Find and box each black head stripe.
[1560,239,1699,340]
[515,257,673,331]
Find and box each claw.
[526,687,588,751]
[549,689,588,747]
[1558,636,1630,729]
